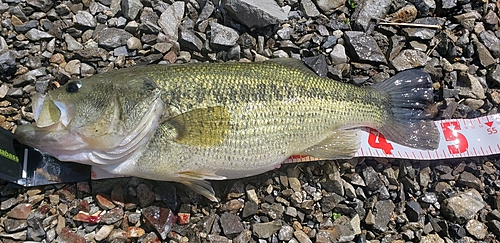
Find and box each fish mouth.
[32,93,74,129]
[15,94,76,148]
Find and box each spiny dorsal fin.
[166,106,230,147]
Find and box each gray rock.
[330,44,347,64]
[303,55,327,77]
[488,220,500,236]
[25,29,53,41]
[179,29,203,51]
[353,0,391,31]
[315,215,361,242]
[153,43,172,54]
[0,36,7,51]
[390,49,428,71]
[233,230,252,243]
[278,225,294,241]
[321,169,344,195]
[300,0,320,17]
[443,189,485,224]
[227,45,241,60]
[126,37,142,50]
[479,30,500,58]
[97,28,133,50]
[3,219,27,233]
[54,4,71,16]
[224,0,288,28]
[0,51,17,72]
[285,206,297,217]
[80,62,95,76]
[343,173,365,186]
[62,34,83,51]
[322,36,338,49]
[441,0,456,9]
[465,219,487,240]
[158,1,185,41]
[320,193,345,213]
[27,0,53,11]
[456,73,486,100]
[344,31,387,64]
[109,0,121,16]
[406,200,421,222]
[242,201,258,218]
[125,21,139,34]
[261,203,284,220]
[220,212,244,238]
[314,0,344,13]
[343,179,356,199]
[277,26,292,40]
[113,46,135,57]
[252,220,282,239]
[0,2,8,14]
[198,1,214,23]
[374,200,395,232]
[140,7,159,24]
[122,0,143,20]
[210,22,239,48]
[361,166,384,193]
[488,64,500,86]
[74,11,96,27]
[317,25,329,36]
[13,72,35,87]
[14,20,39,34]
[404,17,442,40]
[139,21,162,34]
[472,34,496,68]
[457,171,483,190]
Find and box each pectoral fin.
[166,106,231,147]
[300,129,361,159]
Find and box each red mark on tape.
[368,129,393,154]
[441,121,468,154]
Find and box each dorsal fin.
[265,58,315,74]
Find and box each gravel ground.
[1,0,500,242]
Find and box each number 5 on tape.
[441,121,468,154]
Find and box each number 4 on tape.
[368,129,393,154]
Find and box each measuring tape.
[92,114,500,179]
[288,113,500,163]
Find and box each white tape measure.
[287,113,500,163]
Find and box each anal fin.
[176,170,227,202]
[300,129,361,159]
[179,179,218,202]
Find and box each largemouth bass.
[15,59,439,201]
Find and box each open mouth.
[32,94,74,130]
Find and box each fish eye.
[66,81,82,93]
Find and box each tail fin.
[372,69,439,150]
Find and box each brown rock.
[7,203,32,219]
[96,194,116,210]
[127,226,145,238]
